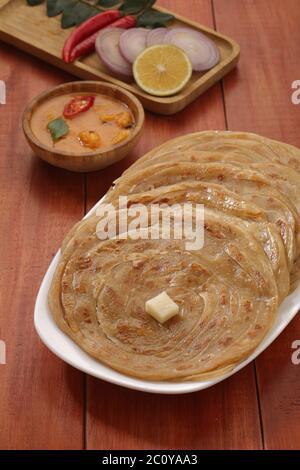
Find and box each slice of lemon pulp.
[133,44,192,97]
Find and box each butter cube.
[145,292,179,324]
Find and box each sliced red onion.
[119,28,149,64]
[95,28,132,77]
[146,28,168,46]
[164,27,220,71]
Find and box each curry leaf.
[74,4,99,26]
[120,0,155,15]
[47,117,69,141]
[60,2,78,28]
[27,0,164,29]
[47,0,70,17]
[98,0,120,7]
[27,0,44,5]
[137,8,174,28]
[61,2,97,28]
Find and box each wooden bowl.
[22,81,145,172]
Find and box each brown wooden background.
[0,0,300,450]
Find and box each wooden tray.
[0,0,240,115]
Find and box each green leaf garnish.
[47,117,69,142]
[137,9,174,28]
[98,0,120,7]
[47,0,70,17]
[27,1,171,29]
[61,2,97,29]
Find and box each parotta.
[48,131,300,381]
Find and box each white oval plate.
[35,198,300,394]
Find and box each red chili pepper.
[63,10,121,63]
[111,14,137,29]
[63,95,95,119]
[69,15,137,63]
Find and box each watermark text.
[291,340,300,365]
[0,80,6,105]
[291,80,300,104]
[0,340,6,365]
[95,197,204,250]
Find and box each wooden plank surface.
[0,46,85,449]
[213,0,300,450]
[86,0,262,450]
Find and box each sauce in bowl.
[30,93,135,154]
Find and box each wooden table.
[0,0,300,450]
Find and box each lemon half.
[133,44,192,97]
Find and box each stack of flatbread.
[49,131,300,381]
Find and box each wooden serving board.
[0,0,240,114]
